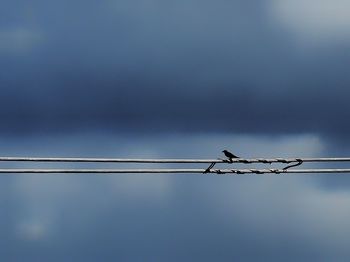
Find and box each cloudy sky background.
[1,0,350,261]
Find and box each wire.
[0,168,349,174]
[0,156,350,174]
[0,156,350,163]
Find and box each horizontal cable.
[0,168,350,174]
[0,157,217,163]
[1,169,199,173]
[0,156,350,163]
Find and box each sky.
[1,0,350,261]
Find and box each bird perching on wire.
[222,150,239,163]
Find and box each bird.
[222,150,239,162]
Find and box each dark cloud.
[2,2,350,260]
[1,0,350,140]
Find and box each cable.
[0,156,349,174]
[0,168,349,174]
[0,156,350,163]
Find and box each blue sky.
[2,0,350,261]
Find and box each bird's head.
[222,150,227,153]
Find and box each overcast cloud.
[2,133,350,261]
[1,0,350,141]
[1,1,350,261]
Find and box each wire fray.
[282,158,303,170]
[203,162,216,173]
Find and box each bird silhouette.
[222,150,239,162]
